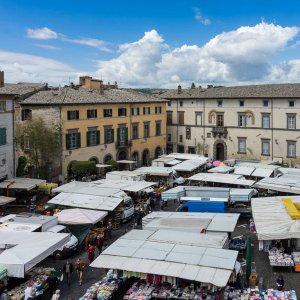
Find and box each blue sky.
[1,0,300,87]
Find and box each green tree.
[71,161,96,177]
[16,118,62,169]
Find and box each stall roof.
[234,166,255,176]
[0,196,16,206]
[252,196,300,240]
[165,159,182,166]
[0,222,41,232]
[0,178,46,190]
[251,168,274,178]
[117,160,136,164]
[90,236,238,287]
[56,208,107,225]
[0,232,69,277]
[93,179,157,192]
[135,167,175,176]
[172,160,207,172]
[165,153,208,161]
[208,166,234,174]
[122,229,228,248]
[188,173,255,187]
[237,162,280,170]
[96,164,112,168]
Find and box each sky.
[1,0,300,88]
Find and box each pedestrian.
[91,291,98,300]
[87,243,96,263]
[75,259,86,286]
[46,274,59,295]
[62,260,74,286]
[24,283,33,300]
[276,275,284,291]
[94,234,104,255]
[51,289,61,300]
[160,198,164,210]
[0,290,8,300]
[106,221,112,239]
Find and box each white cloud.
[35,44,60,50]
[63,37,111,52]
[26,27,58,40]
[95,22,300,87]
[193,7,211,25]
[0,50,80,86]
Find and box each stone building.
[163,83,300,166]
[21,84,167,180]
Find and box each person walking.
[95,234,104,255]
[276,275,284,291]
[51,289,61,300]
[106,221,112,239]
[87,244,96,263]
[46,274,59,295]
[75,259,85,286]
[62,261,74,286]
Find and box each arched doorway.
[213,139,227,161]
[142,149,150,166]
[103,154,113,163]
[132,151,139,168]
[117,150,128,161]
[155,146,162,158]
[89,157,99,178]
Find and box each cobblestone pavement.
[39,201,300,299]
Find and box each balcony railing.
[115,140,132,148]
[211,126,228,138]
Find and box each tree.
[16,118,62,169]
[71,161,96,177]
[16,156,27,177]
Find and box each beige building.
[163,84,300,166]
[21,84,167,180]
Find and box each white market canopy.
[0,196,16,206]
[0,222,41,232]
[188,173,255,187]
[56,208,107,225]
[165,159,182,166]
[117,160,136,164]
[91,235,238,287]
[165,153,208,161]
[252,196,300,240]
[208,166,234,174]
[0,178,46,190]
[172,159,207,172]
[0,232,70,277]
[96,164,112,168]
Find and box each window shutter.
[117,128,120,144]
[86,131,91,147]
[76,132,81,148]
[65,134,71,150]
[143,107,145,114]
[137,108,140,115]
[3,128,6,144]
[111,129,114,143]
[155,107,157,114]
[125,127,128,143]
[131,108,134,115]
[96,130,100,145]
[76,110,79,119]
[67,111,70,120]
[104,129,108,144]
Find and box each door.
[216,143,225,161]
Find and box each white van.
[121,197,135,222]
[46,225,78,259]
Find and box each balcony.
[211,126,228,138]
[115,140,132,149]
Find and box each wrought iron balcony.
[211,126,228,138]
[115,140,132,148]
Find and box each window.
[207,133,211,138]
[117,126,128,146]
[104,127,114,144]
[118,108,127,117]
[67,110,79,120]
[287,141,296,158]
[144,122,150,138]
[155,121,161,136]
[21,109,32,121]
[65,131,81,150]
[143,107,150,115]
[0,101,6,111]
[179,135,183,143]
[239,100,244,107]
[0,128,6,146]
[263,100,269,107]
[24,135,30,150]
[287,114,296,129]
[155,106,162,114]
[216,113,224,126]
[238,113,247,127]
[217,100,223,107]
[177,145,184,153]
[289,100,295,107]
[87,109,97,119]
[86,128,100,146]
[179,101,183,107]
[188,147,195,154]
[132,123,139,140]
[131,107,140,116]
[186,127,191,140]
[168,101,171,107]
[167,134,171,142]
[261,140,270,156]
[103,109,112,118]
[178,111,184,126]
[238,138,246,154]
[167,111,172,125]
[262,114,270,129]
[195,112,202,126]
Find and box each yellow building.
[21,85,167,179]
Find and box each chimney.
[99,80,104,95]
[207,84,213,89]
[0,71,4,87]
[191,82,195,89]
[198,85,202,89]
[114,81,118,89]
[177,84,182,94]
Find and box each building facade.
[21,86,167,180]
[163,84,300,166]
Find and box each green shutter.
[76,111,79,119]
[67,111,70,120]
[4,128,6,144]
[96,130,100,145]
[65,134,71,150]
[111,129,114,143]
[104,129,108,144]
[117,128,120,145]
[125,127,128,143]
[86,131,91,147]
[76,132,81,148]
[137,108,140,115]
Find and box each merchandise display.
[292,252,300,272]
[224,288,297,300]
[268,248,294,267]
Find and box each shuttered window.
[87,130,100,146]
[65,132,81,149]
[0,128,6,145]
[104,128,114,144]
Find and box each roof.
[171,159,207,172]
[161,83,300,99]
[0,196,16,206]
[0,178,46,190]
[252,196,300,240]
[0,83,46,96]
[21,87,168,105]
[208,166,234,174]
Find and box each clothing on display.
[268,248,294,267]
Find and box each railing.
[211,126,228,138]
